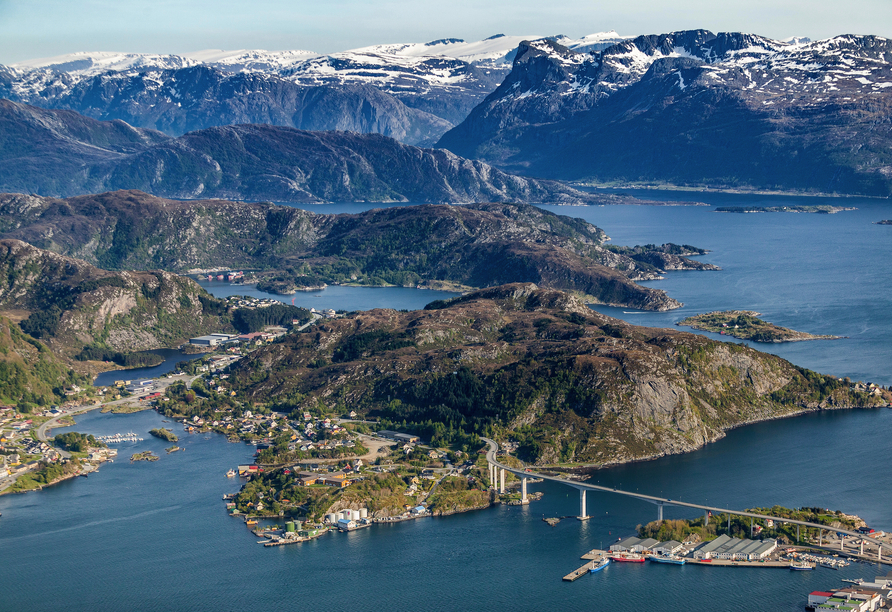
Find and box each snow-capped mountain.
[438,30,892,196]
[0,32,628,142]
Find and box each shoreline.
[569,181,890,200]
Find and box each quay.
[684,558,791,568]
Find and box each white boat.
[226,469,236,478]
[589,557,610,573]
[790,560,815,570]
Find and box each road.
[482,437,892,559]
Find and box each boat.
[246,519,258,526]
[226,469,236,478]
[609,552,646,563]
[649,554,686,565]
[589,557,610,573]
[790,560,815,570]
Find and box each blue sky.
[1,0,891,64]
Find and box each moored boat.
[226,469,236,477]
[609,552,645,563]
[649,554,686,565]
[790,560,815,570]
[590,557,610,573]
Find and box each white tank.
[341,510,351,520]
[351,510,360,521]
[326,513,338,524]
[359,508,368,519]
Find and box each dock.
[563,549,609,581]
[563,560,597,581]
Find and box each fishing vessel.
[609,552,645,563]
[589,557,610,573]
[790,560,815,570]
[226,469,236,477]
[649,554,686,565]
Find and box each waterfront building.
[652,541,684,555]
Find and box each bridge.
[482,437,891,562]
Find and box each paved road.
[482,437,891,558]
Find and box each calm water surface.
[2,193,891,611]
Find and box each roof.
[655,540,683,550]
[810,592,835,597]
[614,536,642,548]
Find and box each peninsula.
[676,311,840,343]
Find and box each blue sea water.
[2,193,891,611]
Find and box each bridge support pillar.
[499,468,505,494]
[577,489,588,520]
[750,517,754,539]
[879,546,883,562]
[860,539,864,555]
[704,511,709,526]
[727,514,731,532]
[489,464,495,488]
[657,503,663,522]
[819,529,823,546]
[841,536,845,551]
[797,525,800,544]
[521,477,528,503]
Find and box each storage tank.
[349,510,359,521]
[294,520,302,531]
[359,508,368,519]
[285,521,295,532]
[341,510,351,520]
[326,513,338,524]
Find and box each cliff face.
[228,284,880,465]
[0,239,231,356]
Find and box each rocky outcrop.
[0,239,231,357]
[227,284,883,466]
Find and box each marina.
[96,432,144,443]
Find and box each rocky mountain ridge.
[0,100,595,204]
[438,31,892,196]
[227,283,882,465]
[0,192,716,310]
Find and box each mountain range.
[0,32,626,146]
[437,31,892,196]
[0,98,596,204]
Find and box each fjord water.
[2,193,891,611]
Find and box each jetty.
[563,549,610,581]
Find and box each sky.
[1,0,891,64]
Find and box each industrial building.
[692,534,777,560]
[378,430,421,444]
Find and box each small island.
[676,311,840,343]
[149,428,178,442]
[715,205,856,214]
[131,451,159,462]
